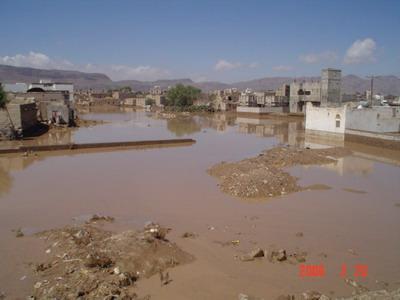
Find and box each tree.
[145,98,155,106]
[0,85,15,133]
[166,84,201,107]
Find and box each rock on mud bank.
[29,222,193,299]
[208,146,352,199]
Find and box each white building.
[29,80,74,102]
[2,83,28,93]
[305,102,400,141]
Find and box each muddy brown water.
[0,108,399,299]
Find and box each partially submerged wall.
[345,106,400,133]
[237,106,289,114]
[305,102,345,135]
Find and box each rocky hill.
[1,64,399,95]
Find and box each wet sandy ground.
[0,108,399,299]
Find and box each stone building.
[305,102,400,141]
[239,89,257,107]
[211,89,239,111]
[290,68,341,113]
[0,99,37,137]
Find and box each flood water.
[0,107,399,299]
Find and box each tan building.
[290,68,341,113]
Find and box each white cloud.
[299,51,337,64]
[0,51,169,81]
[214,59,259,72]
[272,65,293,72]
[214,59,241,71]
[344,38,376,64]
[0,51,73,69]
[248,62,260,68]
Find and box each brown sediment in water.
[30,222,193,299]
[342,188,367,194]
[304,183,332,191]
[75,117,108,128]
[208,146,352,199]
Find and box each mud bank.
[208,146,352,199]
[28,222,193,299]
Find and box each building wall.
[147,94,166,106]
[289,81,321,113]
[345,106,400,133]
[321,68,341,106]
[24,91,69,104]
[305,103,400,137]
[239,93,256,107]
[135,97,146,107]
[123,98,136,106]
[305,103,346,134]
[2,83,28,93]
[0,102,37,133]
[289,69,342,113]
[237,106,289,114]
[29,82,74,102]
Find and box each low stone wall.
[346,106,400,133]
[237,106,289,114]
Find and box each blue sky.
[0,0,399,82]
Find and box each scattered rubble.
[208,146,352,199]
[214,239,240,247]
[344,278,369,294]
[181,232,197,239]
[159,271,171,286]
[29,222,193,299]
[75,118,107,128]
[267,248,307,264]
[276,295,295,300]
[337,288,400,299]
[302,290,330,300]
[347,249,358,256]
[14,228,24,237]
[86,214,115,224]
[238,293,264,300]
[239,248,265,262]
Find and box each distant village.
[1,68,400,143]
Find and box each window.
[335,114,341,128]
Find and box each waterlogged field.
[0,108,399,299]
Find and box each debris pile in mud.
[74,117,107,128]
[237,247,307,264]
[208,146,352,199]
[30,222,193,299]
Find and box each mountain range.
[1,64,399,95]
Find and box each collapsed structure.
[0,80,75,139]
